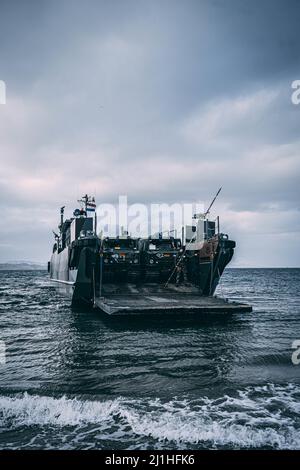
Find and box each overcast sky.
[0,0,299,266]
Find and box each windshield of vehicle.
[147,240,176,251]
[103,239,137,250]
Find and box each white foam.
[0,392,123,427]
[0,384,299,449]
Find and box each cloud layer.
[0,0,299,265]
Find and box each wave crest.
[0,383,299,449]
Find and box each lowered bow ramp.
[94,291,252,315]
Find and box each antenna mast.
[204,187,222,217]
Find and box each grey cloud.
[0,0,299,265]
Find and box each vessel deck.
[94,284,252,315]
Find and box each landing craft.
[48,192,252,314]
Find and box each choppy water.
[0,269,299,449]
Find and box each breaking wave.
[0,383,299,449]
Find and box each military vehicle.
[138,236,182,282]
[101,235,140,283]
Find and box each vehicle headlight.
[134,257,139,264]
[149,258,154,264]
[104,258,109,264]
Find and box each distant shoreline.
[0,263,46,271]
[228,266,300,269]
